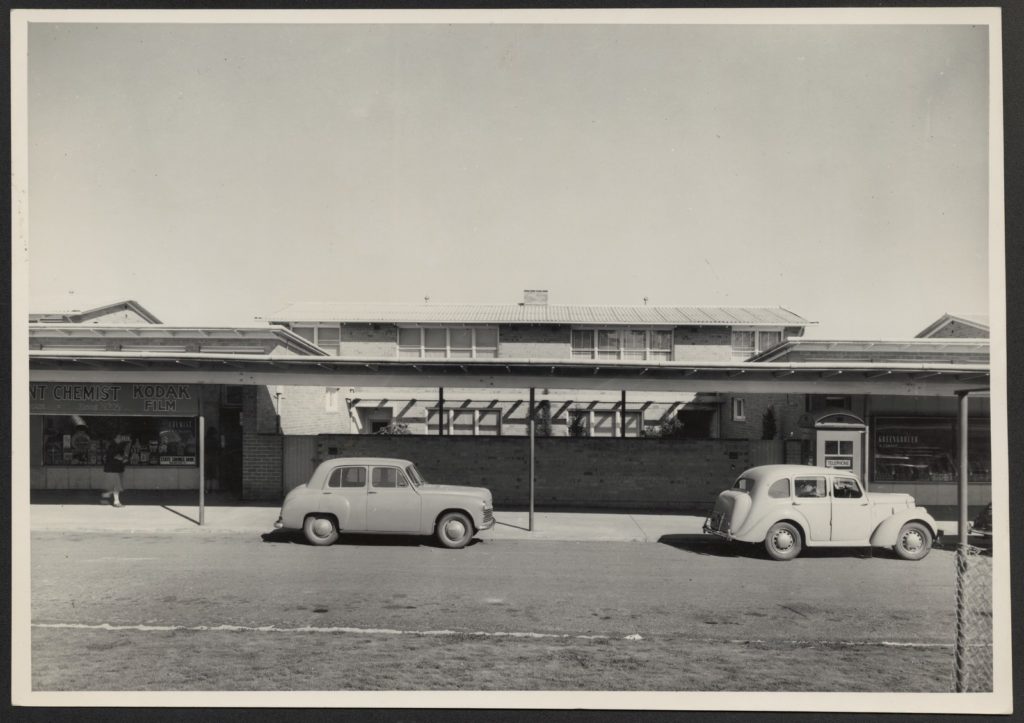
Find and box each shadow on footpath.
[658,534,894,560]
[259,529,483,549]
[30,489,278,508]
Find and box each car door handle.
[323,492,332,495]
[367,490,378,494]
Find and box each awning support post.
[529,386,535,532]
[438,387,445,436]
[198,414,206,527]
[957,391,969,547]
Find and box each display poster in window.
[29,382,199,416]
[39,415,198,467]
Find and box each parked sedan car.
[971,503,993,537]
[703,464,940,561]
[274,457,495,548]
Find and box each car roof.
[739,464,859,479]
[316,457,413,467]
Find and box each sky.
[22,16,994,338]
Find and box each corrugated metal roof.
[29,299,162,324]
[27,324,326,356]
[751,338,990,362]
[268,302,812,327]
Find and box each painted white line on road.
[730,639,964,649]
[31,622,973,649]
[82,557,161,562]
[32,622,613,641]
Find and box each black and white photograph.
[9,6,1011,714]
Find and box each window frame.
[291,324,342,355]
[831,476,864,499]
[324,387,340,412]
[570,409,643,437]
[432,408,502,436]
[371,466,411,488]
[767,478,791,499]
[570,327,674,361]
[731,327,785,359]
[327,466,367,489]
[731,397,746,422]
[794,475,828,499]
[397,326,500,359]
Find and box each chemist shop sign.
[29,383,199,416]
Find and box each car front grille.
[483,508,494,525]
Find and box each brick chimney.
[523,289,549,306]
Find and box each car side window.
[371,467,410,488]
[767,478,790,499]
[328,467,366,488]
[794,476,827,498]
[832,477,862,499]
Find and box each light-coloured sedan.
[703,464,941,561]
[274,457,495,548]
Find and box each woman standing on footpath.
[101,434,129,507]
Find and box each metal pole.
[199,414,205,527]
[438,387,445,436]
[958,391,969,548]
[621,389,626,438]
[529,386,535,532]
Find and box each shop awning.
[28,350,990,397]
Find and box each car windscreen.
[405,464,424,487]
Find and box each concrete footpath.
[28,498,962,542]
[29,500,706,542]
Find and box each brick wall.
[276,385,351,435]
[304,434,756,513]
[672,326,733,361]
[339,324,399,357]
[242,386,283,500]
[928,320,989,339]
[498,325,571,358]
[719,393,809,442]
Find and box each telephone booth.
[798,408,869,484]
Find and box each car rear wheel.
[894,521,932,561]
[303,515,339,546]
[764,522,802,561]
[436,511,473,549]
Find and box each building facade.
[27,297,991,517]
[266,290,812,440]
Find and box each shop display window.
[39,415,198,467]
[872,417,991,483]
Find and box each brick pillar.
[242,385,283,501]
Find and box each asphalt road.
[29,530,965,691]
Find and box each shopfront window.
[872,417,990,483]
[39,415,198,467]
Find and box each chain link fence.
[952,543,993,692]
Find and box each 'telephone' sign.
[29,383,199,416]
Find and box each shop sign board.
[29,382,199,416]
[824,457,853,469]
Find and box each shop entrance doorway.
[218,408,243,496]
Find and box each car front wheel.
[303,515,339,546]
[894,522,932,561]
[436,511,473,549]
[764,522,803,561]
